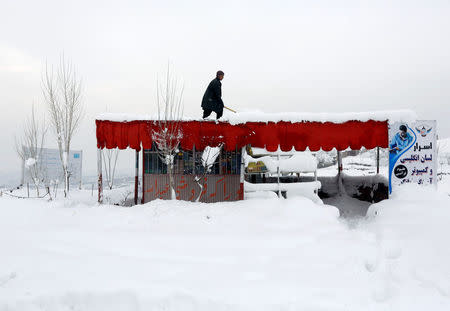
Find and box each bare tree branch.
[151,63,184,199]
[102,148,119,190]
[193,144,222,202]
[42,55,84,197]
[15,105,49,196]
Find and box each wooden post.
[337,150,343,176]
[134,150,139,205]
[314,170,318,194]
[193,145,196,175]
[97,148,103,203]
[337,150,343,195]
[46,186,51,201]
[376,147,380,174]
[141,149,145,204]
[240,146,245,182]
[277,152,281,198]
[240,146,246,200]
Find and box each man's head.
[399,125,408,139]
[216,70,224,80]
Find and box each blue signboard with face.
[388,120,437,193]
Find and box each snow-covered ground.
[0,148,449,310]
[317,149,389,177]
[0,181,449,310]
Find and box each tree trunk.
[97,148,103,203]
[195,176,204,202]
[168,161,175,200]
[34,179,40,197]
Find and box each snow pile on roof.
[96,109,417,124]
[223,109,417,125]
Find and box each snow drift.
[0,184,449,310]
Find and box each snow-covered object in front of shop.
[201,146,221,169]
[244,180,321,202]
[96,109,417,124]
[278,153,318,173]
[245,152,318,173]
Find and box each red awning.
[96,120,388,152]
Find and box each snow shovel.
[224,106,237,113]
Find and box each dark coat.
[201,78,224,111]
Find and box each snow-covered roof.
[96,110,397,151]
[96,109,417,125]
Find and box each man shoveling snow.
[201,70,225,120]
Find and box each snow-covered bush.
[315,150,336,168]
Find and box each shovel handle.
[224,106,237,113]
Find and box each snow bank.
[244,180,321,202]
[365,185,450,305]
[0,195,345,310]
[97,109,417,124]
[1,183,449,310]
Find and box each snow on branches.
[150,63,184,199]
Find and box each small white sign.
[22,148,83,186]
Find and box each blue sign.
[388,120,437,193]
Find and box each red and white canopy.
[96,110,416,152]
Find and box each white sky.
[1,0,449,184]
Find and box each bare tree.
[102,148,119,190]
[15,106,49,196]
[42,56,84,197]
[193,144,223,202]
[151,64,184,199]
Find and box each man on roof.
[201,70,224,120]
